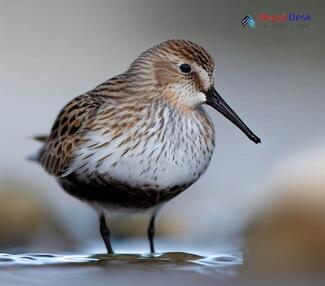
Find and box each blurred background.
[0,0,324,256]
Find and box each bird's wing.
[37,92,107,176]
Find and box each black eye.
[179,64,191,73]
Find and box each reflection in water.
[0,252,242,274]
[0,241,243,285]
[0,252,243,286]
[0,252,242,285]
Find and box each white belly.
[66,108,215,190]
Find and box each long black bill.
[205,87,261,144]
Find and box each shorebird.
[33,39,260,254]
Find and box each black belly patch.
[58,173,187,209]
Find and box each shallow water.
[0,251,242,269]
[0,240,243,286]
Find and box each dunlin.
[34,39,260,254]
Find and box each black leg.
[99,214,114,254]
[148,213,157,254]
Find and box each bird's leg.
[148,213,157,254]
[99,214,114,254]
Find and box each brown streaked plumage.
[33,39,260,254]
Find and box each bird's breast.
[67,106,215,191]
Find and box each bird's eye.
[179,64,191,74]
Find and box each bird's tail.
[33,135,49,143]
[27,134,49,162]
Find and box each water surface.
[0,249,242,285]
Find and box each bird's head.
[128,39,260,144]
